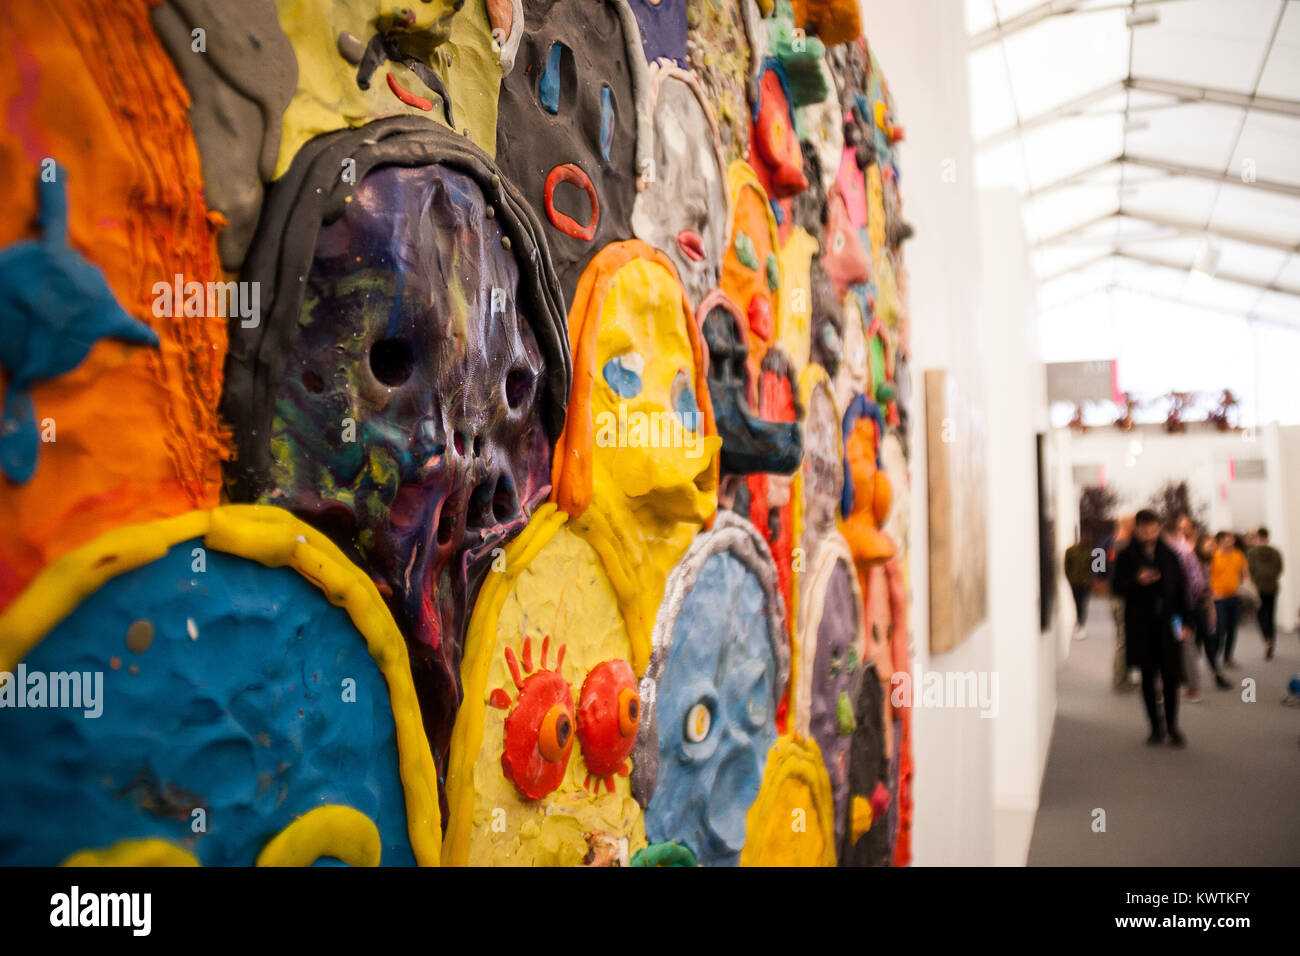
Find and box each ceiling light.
[1191,241,1220,281]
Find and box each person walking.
[1210,531,1248,667]
[1103,515,1136,690]
[1246,527,1283,660]
[1064,533,1095,640]
[1195,532,1230,688]
[1167,516,1207,701]
[1113,510,1191,747]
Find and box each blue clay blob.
[540,42,564,114]
[672,370,700,429]
[644,551,777,866]
[0,169,158,484]
[0,540,416,866]
[602,354,643,399]
[600,84,615,162]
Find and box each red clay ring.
[544,164,599,241]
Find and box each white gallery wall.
[861,0,1060,866]
[979,187,1059,866]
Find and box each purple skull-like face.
[263,163,552,755]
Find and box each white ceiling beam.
[1037,279,1300,332]
[969,0,1184,51]
[1020,155,1300,201]
[1125,77,1300,118]
[977,76,1300,148]
[1124,154,1300,199]
[977,81,1126,148]
[1114,249,1300,299]
[1038,250,1115,284]
[1033,209,1300,255]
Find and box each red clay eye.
[617,687,640,738]
[539,704,573,761]
[498,636,574,800]
[577,660,638,788]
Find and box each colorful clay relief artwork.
[0,0,914,867]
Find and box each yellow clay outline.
[442,503,569,865]
[256,805,382,866]
[61,839,200,867]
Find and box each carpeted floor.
[1028,603,1300,865]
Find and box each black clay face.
[265,163,552,748]
[702,304,802,478]
[494,0,641,301]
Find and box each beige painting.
[925,368,988,653]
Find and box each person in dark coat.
[1112,509,1192,746]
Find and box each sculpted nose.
[413,417,446,471]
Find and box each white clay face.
[632,74,729,308]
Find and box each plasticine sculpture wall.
[0,0,915,867]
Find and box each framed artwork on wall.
[924,368,988,654]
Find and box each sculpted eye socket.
[505,367,534,410]
[671,370,700,431]
[602,351,644,398]
[369,338,415,386]
[684,701,712,743]
[600,84,615,162]
[746,685,768,729]
[538,703,573,762]
[539,41,573,115]
[617,686,640,737]
[574,659,639,784]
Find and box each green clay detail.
[631,841,699,867]
[837,690,857,736]
[735,232,759,271]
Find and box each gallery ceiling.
[965,0,1300,329]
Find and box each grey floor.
[1028,604,1300,865]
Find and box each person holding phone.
[1113,510,1192,747]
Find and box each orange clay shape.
[576,659,640,792]
[492,635,574,800]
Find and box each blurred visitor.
[1166,517,1203,702]
[1102,515,1137,690]
[1246,527,1283,661]
[1064,533,1095,640]
[1113,510,1191,747]
[1210,531,1248,667]
[1194,532,1230,689]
